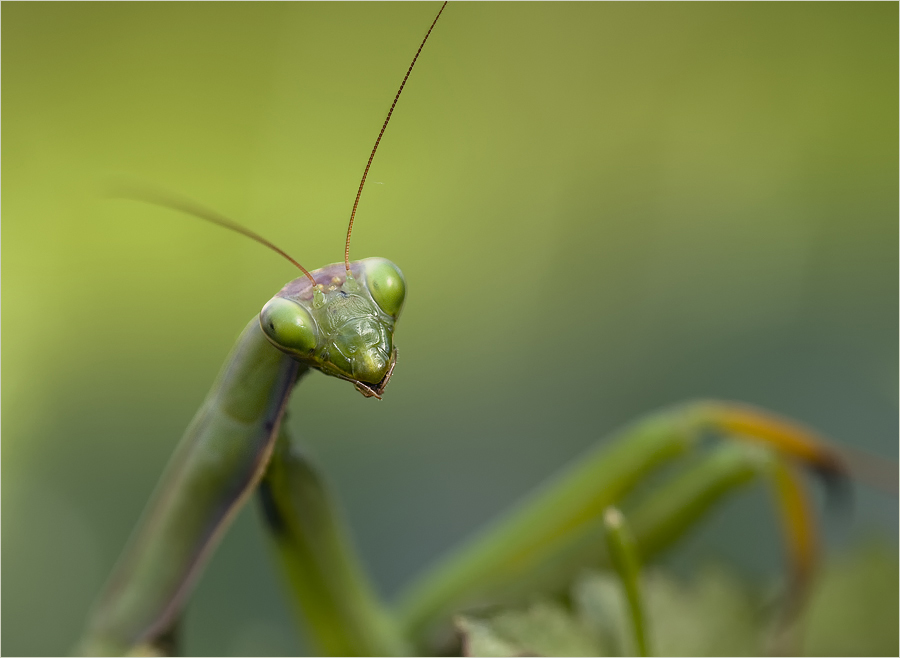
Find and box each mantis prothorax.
[78,3,870,656]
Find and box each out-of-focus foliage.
[457,543,898,657]
[802,542,900,656]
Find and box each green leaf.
[455,617,524,658]
[453,542,897,657]
[575,567,765,656]
[456,601,602,657]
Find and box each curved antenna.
[109,183,318,287]
[344,1,448,274]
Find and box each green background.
[3,3,897,655]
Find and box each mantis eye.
[260,297,318,354]
[366,259,406,318]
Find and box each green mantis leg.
[258,422,409,657]
[395,400,844,650]
[78,320,300,656]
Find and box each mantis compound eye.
[260,297,319,355]
[365,258,406,319]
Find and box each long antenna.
[344,1,448,275]
[110,184,318,287]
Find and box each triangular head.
[260,258,406,398]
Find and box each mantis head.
[260,258,406,399]
[255,0,443,399]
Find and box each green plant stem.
[604,507,651,657]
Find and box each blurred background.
[3,3,896,655]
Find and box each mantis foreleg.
[395,401,844,650]
[78,320,300,656]
[259,425,409,656]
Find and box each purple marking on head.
[276,261,367,303]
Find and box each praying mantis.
[73,4,890,656]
